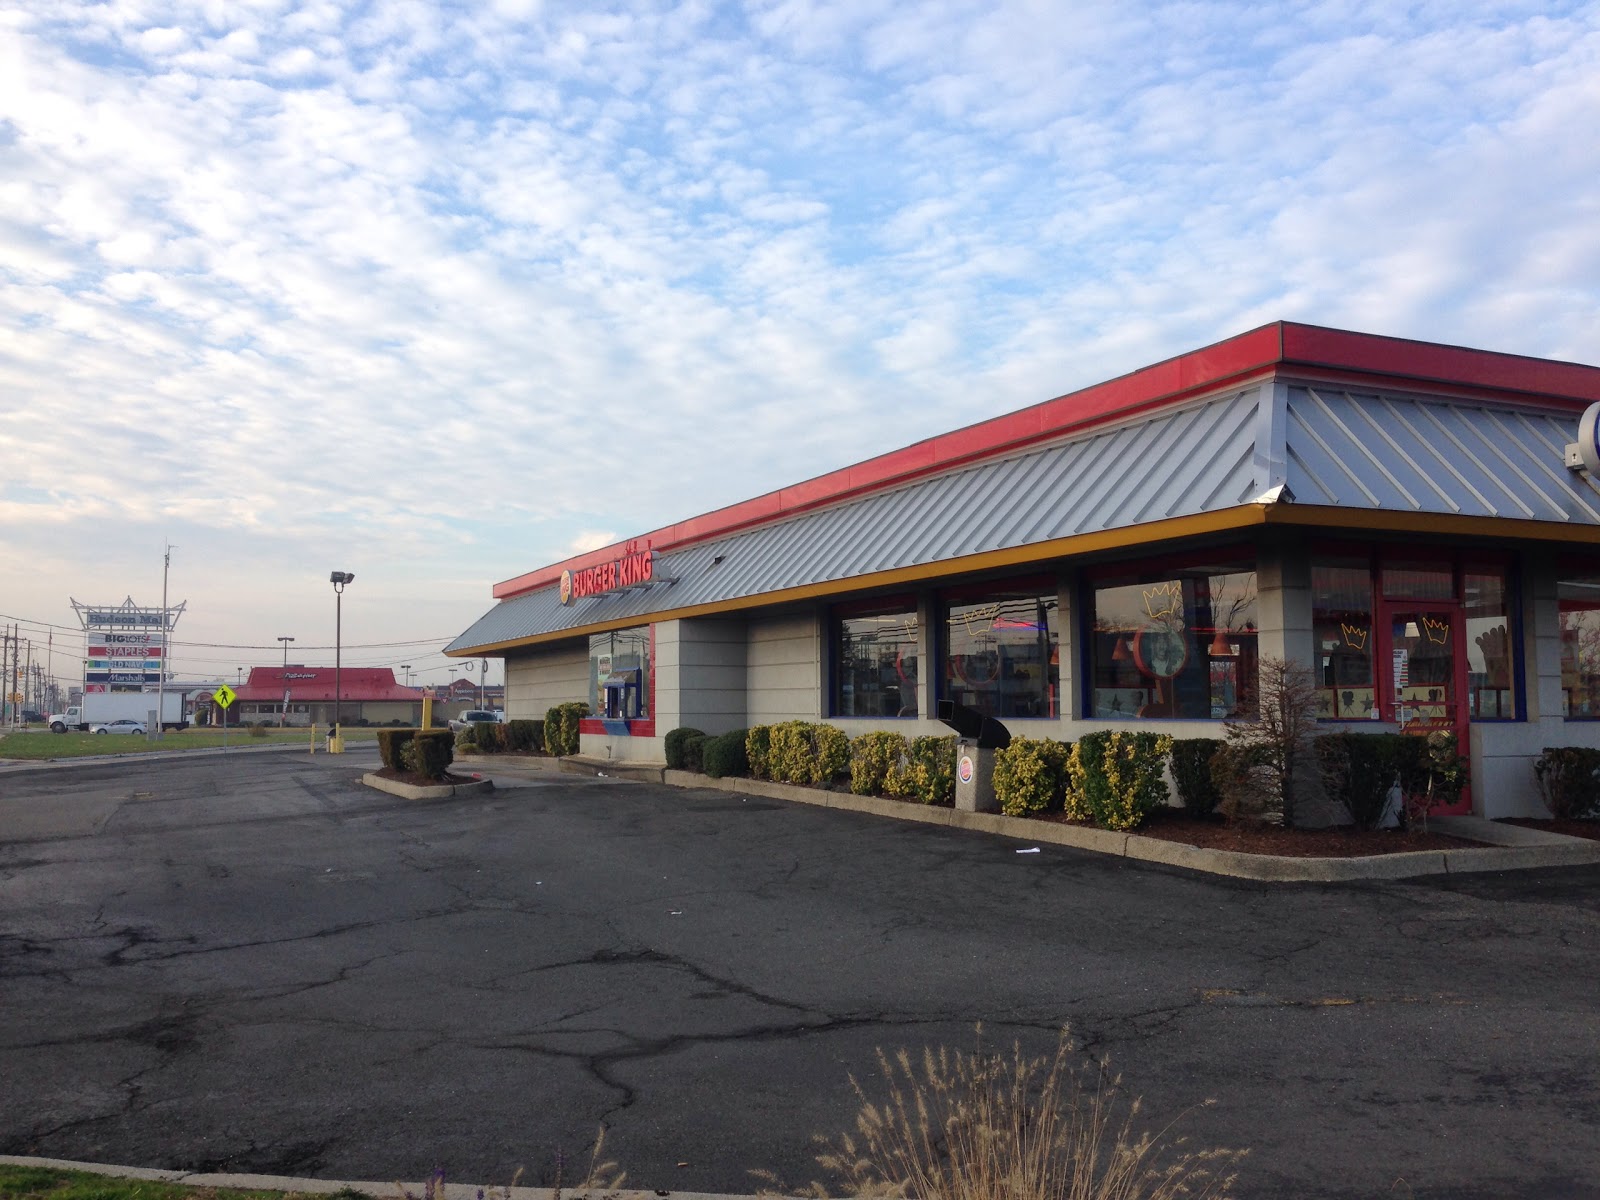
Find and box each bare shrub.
[1215,657,1322,828]
[802,1029,1244,1200]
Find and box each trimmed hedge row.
[657,723,1597,831]
[454,718,546,755]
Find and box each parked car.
[21,709,44,723]
[448,710,502,733]
[91,719,147,735]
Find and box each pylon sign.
[72,597,185,693]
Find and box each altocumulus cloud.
[1,0,1598,661]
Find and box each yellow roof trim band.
[450,502,1600,657]
[447,506,1266,656]
[1261,504,1600,542]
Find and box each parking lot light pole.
[329,572,354,751]
[278,636,294,667]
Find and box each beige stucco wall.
[655,618,749,735]
[747,610,823,724]
[505,639,590,719]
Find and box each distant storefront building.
[229,667,423,727]
[446,322,1600,819]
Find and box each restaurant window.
[833,603,919,717]
[1558,569,1600,718]
[1464,565,1516,719]
[1090,560,1257,719]
[1381,561,1454,600]
[942,586,1059,720]
[589,627,650,719]
[1313,558,1375,720]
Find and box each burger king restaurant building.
[446,322,1600,819]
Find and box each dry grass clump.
[805,1030,1244,1200]
[393,1125,625,1200]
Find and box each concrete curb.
[0,739,369,774]
[360,773,495,800]
[0,1155,777,1200]
[550,761,1600,883]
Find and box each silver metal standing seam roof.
[447,381,1600,655]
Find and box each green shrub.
[455,727,479,751]
[746,725,772,779]
[768,721,817,784]
[703,729,749,778]
[683,731,708,773]
[402,729,455,779]
[1316,732,1397,830]
[544,702,589,756]
[665,727,707,770]
[1169,738,1223,817]
[1534,746,1600,819]
[475,722,508,753]
[993,736,1069,817]
[507,719,541,752]
[851,731,908,796]
[815,724,851,783]
[377,728,415,770]
[1067,731,1172,831]
[888,735,958,806]
[764,721,852,786]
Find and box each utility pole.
[3,623,12,727]
[156,543,172,740]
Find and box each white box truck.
[49,693,188,733]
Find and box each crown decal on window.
[1421,616,1450,645]
[1340,623,1368,652]
[1142,581,1183,620]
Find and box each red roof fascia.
[492,321,1600,601]
[1277,324,1600,408]
[236,667,422,703]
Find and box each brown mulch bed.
[1500,817,1600,842]
[373,766,483,787]
[1040,808,1480,858]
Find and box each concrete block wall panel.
[1256,542,1314,668]
[747,611,822,724]
[1525,550,1564,722]
[504,641,590,718]
[580,731,666,763]
[1472,718,1600,818]
[653,620,684,731]
[1054,576,1078,721]
[677,619,749,733]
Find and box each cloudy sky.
[3,0,1598,692]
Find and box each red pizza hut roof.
[234,667,423,703]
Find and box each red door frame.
[1374,596,1471,815]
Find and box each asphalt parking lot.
[2,749,1599,1200]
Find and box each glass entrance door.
[1381,604,1470,815]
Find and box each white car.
[448,710,502,733]
[92,718,147,735]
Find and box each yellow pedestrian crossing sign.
[214,684,237,708]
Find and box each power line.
[0,614,456,651]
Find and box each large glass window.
[1090,562,1256,720]
[1559,570,1600,718]
[589,627,650,719]
[833,605,919,717]
[1314,559,1375,720]
[942,587,1059,719]
[1464,566,1516,719]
